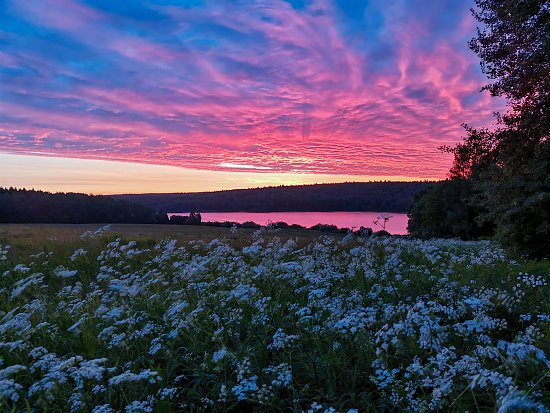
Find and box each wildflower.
[108,369,161,386]
[212,347,229,363]
[267,328,300,350]
[54,266,78,278]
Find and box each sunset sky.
[0,0,501,194]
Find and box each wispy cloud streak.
[0,0,502,177]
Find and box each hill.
[112,181,435,213]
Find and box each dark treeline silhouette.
[113,181,434,213]
[0,187,165,224]
[168,212,202,225]
[195,219,378,235]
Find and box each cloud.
[218,162,273,170]
[0,0,503,178]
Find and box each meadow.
[0,224,549,412]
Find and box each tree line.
[408,0,549,258]
[113,181,434,214]
[0,187,165,224]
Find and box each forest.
[0,182,431,225]
[0,187,164,224]
[113,181,433,213]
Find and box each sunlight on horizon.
[0,153,435,195]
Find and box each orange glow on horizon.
[0,153,439,195]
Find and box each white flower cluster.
[0,245,9,262]
[266,328,300,350]
[0,233,548,411]
[80,224,111,240]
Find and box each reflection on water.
[169,211,409,235]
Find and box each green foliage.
[407,179,493,239]
[478,156,550,258]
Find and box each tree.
[446,0,550,258]
[407,179,493,239]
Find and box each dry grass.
[0,223,339,256]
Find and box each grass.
[0,223,337,257]
[0,224,549,412]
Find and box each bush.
[407,180,494,239]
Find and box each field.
[0,224,549,412]
[0,224,332,256]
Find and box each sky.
[0,0,501,194]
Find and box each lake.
[169,211,409,235]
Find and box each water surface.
[169,211,409,235]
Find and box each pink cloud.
[0,0,504,178]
